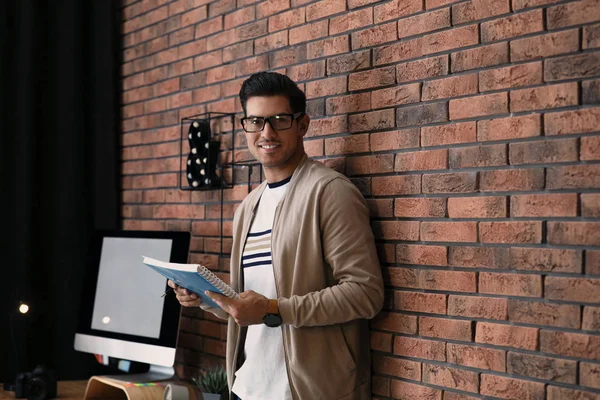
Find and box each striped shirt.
[232,176,292,400]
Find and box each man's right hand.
[168,280,202,307]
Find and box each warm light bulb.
[102,316,110,324]
[19,304,29,314]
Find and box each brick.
[480,221,542,244]
[268,8,305,32]
[511,83,578,113]
[426,0,461,8]
[510,138,578,166]
[447,343,505,372]
[371,331,392,352]
[447,196,506,218]
[349,109,394,132]
[450,144,507,168]
[583,79,600,105]
[372,311,418,334]
[371,83,420,109]
[254,31,288,54]
[510,29,579,62]
[373,37,422,65]
[545,52,600,81]
[443,391,479,400]
[209,0,235,17]
[545,107,600,135]
[397,102,448,128]
[236,20,268,41]
[391,381,442,400]
[375,0,422,23]
[234,54,269,77]
[206,30,236,51]
[449,92,508,120]
[480,375,545,400]
[395,291,446,314]
[396,55,448,83]
[422,73,478,101]
[508,299,581,329]
[372,355,421,380]
[480,168,544,192]
[325,134,369,155]
[397,8,449,39]
[346,154,394,175]
[394,198,446,218]
[549,221,600,246]
[512,0,563,10]
[351,22,398,50]
[476,322,539,350]
[479,62,542,92]
[448,295,508,320]
[372,221,420,241]
[477,114,541,141]
[327,51,370,74]
[370,128,419,151]
[511,193,577,218]
[349,66,395,91]
[481,9,543,42]
[306,115,346,137]
[581,362,600,389]
[422,172,478,194]
[582,193,600,217]
[480,271,542,297]
[394,336,445,361]
[588,251,600,275]
[388,268,476,292]
[422,25,478,55]
[269,45,307,68]
[420,316,473,341]
[329,9,372,35]
[368,198,393,218]
[452,0,510,24]
[547,0,600,29]
[510,247,582,273]
[396,244,448,265]
[546,276,600,302]
[451,42,508,72]
[540,330,600,360]
[372,376,390,397]
[395,149,448,172]
[548,386,600,400]
[423,364,478,393]
[195,16,223,39]
[306,76,347,98]
[307,35,349,59]
[287,60,325,82]
[224,7,255,30]
[449,247,509,269]
[256,0,289,19]
[348,0,380,8]
[584,23,600,49]
[306,0,345,21]
[372,175,421,195]
[326,93,370,115]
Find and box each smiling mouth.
[259,143,280,149]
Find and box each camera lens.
[27,378,47,400]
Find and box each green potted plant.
[192,366,228,400]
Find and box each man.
[170,72,384,400]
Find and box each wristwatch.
[263,299,282,327]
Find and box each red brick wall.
[120,0,600,397]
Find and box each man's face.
[244,95,308,171]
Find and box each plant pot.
[202,393,223,400]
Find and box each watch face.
[264,314,282,327]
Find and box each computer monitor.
[74,230,190,381]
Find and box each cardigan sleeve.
[278,177,385,327]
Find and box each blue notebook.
[142,256,239,309]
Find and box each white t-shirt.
[231,177,292,400]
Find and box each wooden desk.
[0,381,87,399]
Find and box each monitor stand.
[103,364,175,383]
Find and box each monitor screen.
[74,230,190,368]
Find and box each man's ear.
[298,114,310,137]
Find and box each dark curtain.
[1,0,121,382]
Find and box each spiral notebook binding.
[197,264,239,299]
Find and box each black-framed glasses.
[241,112,304,133]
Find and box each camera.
[15,365,57,400]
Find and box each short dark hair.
[239,72,306,115]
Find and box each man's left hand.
[205,290,269,326]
